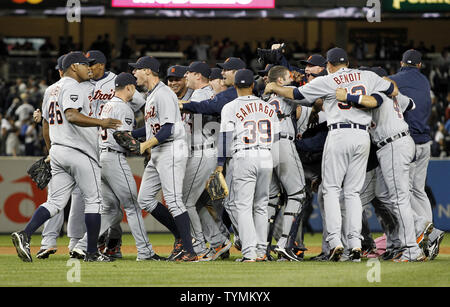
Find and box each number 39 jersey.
[297,67,393,126]
[220,95,279,153]
[42,76,99,162]
[144,81,185,143]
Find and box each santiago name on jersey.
[220,95,279,153]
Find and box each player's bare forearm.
[264,82,294,99]
[43,119,51,151]
[335,88,377,109]
[65,109,121,129]
[140,137,159,154]
[312,98,323,112]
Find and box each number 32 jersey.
[220,95,279,153]
[297,67,393,126]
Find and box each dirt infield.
[1,245,449,256]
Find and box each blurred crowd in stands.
[0,35,449,158]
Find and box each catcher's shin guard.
[266,194,283,259]
[283,188,306,249]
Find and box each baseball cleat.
[36,247,57,259]
[69,248,86,259]
[136,253,167,261]
[274,246,303,262]
[349,248,362,262]
[220,249,230,260]
[11,231,32,262]
[84,252,115,262]
[167,238,184,261]
[176,251,199,262]
[256,254,268,262]
[197,248,214,262]
[104,246,123,259]
[212,239,232,260]
[235,257,256,262]
[233,239,242,251]
[393,252,427,263]
[428,231,445,261]
[328,245,344,262]
[417,222,434,254]
[310,252,329,262]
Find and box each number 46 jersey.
[297,67,393,126]
[42,76,99,162]
[220,95,279,153]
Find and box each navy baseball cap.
[234,69,254,87]
[188,61,211,78]
[326,47,348,64]
[402,49,422,65]
[300,54,327,67]
[209,68,223,80]
[62,51,94,70]
[257,64,274,76]
[115,72,137,88]
[167,65,187,78]
[217,57,246,70]
[129,56,160,73]
[86,50,107,65]
[55,54,66,70]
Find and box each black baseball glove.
[27,157,52,190]
[113,131,140,154]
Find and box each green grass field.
[0,233,448,287]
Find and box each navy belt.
[278,133,295,141]
[377,131,409,148]
[328,123,368,131]
[101,147,126,154]
[191,143,215,151]
[233,146,271,155]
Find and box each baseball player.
[33,54,66,259]
[69,50,147,258]
[167,65,194,101]
[96,72,164,261]
[264,47,398,261]
[217,69,279,262]
[209,67,227,94]
[179,57,246,250]
[337,66,425,262]
[131,56,198,262]
[11,51,122,262]
[389,49,436,252]
[182,61,232,260]
[264,65,306,261]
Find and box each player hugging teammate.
[12,45,444,263]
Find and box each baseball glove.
[113,131,140,154]
[205,171,229,201]
[27,157,52,190]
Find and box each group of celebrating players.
[11,42,445,263]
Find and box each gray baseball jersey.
[297,68,393,126]
[144,81,185,143]
[221,95,278,260]
[99,97,135,152]
[370,92,415,143]
[89,71,146,118]
[42,76,99,164]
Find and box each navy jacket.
[182,86,238,116]
[390,67,432,144]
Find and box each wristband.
[346,93,361,104]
